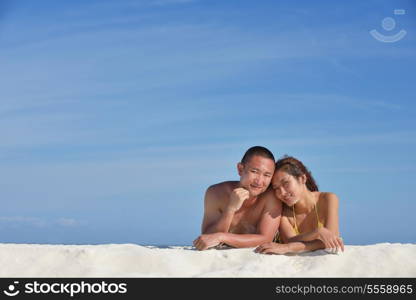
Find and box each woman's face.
[271,170,305,206]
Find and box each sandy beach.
[0,243,415,277]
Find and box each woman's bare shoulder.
[318,192,339,206]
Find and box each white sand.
[0,243,415,277]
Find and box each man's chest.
[229,206,262,234]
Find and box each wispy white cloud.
[269,131,416,147]
[0,10,412,125]
[63,0,197,16]
[55,218,86,227]
[0,216,46,228]
[0,90,406,152]
[150,0,197,6]
[314,94,403,111]
[319,166,416,174]
[0,111,97,148]
[0,216,86,228]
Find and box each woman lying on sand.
[255,155,344,255]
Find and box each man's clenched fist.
[227,187,250,212]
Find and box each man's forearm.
[203,210,235,234]
[219,232,272,248]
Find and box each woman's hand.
[255,242,290,255]
[317,227,344,252]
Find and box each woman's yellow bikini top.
[272,198,325,243]
[292,202,324,234]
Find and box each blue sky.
[0,0,415,246]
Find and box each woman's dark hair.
[275,155,319,191]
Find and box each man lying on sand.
[193,146,282,250]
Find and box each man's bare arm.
[201,186,234,234]
[216,191,282,248]
[202,185,250,234]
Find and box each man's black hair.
[241,146,275,164]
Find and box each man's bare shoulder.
[258,188,278,203]
[206,181,238,195]
[259,188,282,210]
[259,188,275,199]
[205,181,238,204]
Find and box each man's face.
[237,155,275,197]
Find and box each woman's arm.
[257,193,344,254]
[286,193,343,251]
[322,192,340,235]
[255,240,325,254]
[256,215,326,254]
[278,215,298,243]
